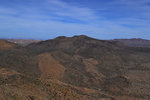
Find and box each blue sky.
[0,0,150,40]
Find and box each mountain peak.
[72,35,91,39]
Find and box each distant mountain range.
[6,39,42,46]
[114,38,150,47]
[4,37,150,47]
[0,35,149,100]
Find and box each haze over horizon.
[0,0,150,39]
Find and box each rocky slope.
[0,35,150,100]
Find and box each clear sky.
[0,0,150,40]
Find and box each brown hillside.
[37,53,65,79]
[0,40,16,50]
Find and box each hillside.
[0,40,16,50]
[0,35,150,100]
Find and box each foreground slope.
[0,36,150,100]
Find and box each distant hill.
[6,39,42,46]
[0,35,149,100]
[114,38,150,47]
